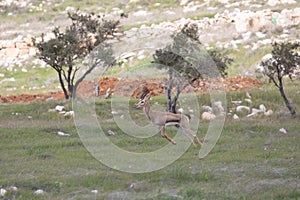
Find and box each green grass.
[0,84,300,199]
[0,63,59,96]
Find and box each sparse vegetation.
[260,41,300,117]
[152,23,232,113]
[0,87,299,199]
[34,11,120,99]
[1,1,300,199]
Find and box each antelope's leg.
[182,128,202,146]
[160,126,176,145]
[194,134,202,146]
[180,127,196,146]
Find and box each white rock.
[259,104,266,112]
[255,32,266,38]
[57,131,70,137]
[218,0,229,4]
[129,0,140,3]
[279,128,287,134]
[247,108,262,117]
[236,105,250,113]
[231,100,242,105]
[244,98,252,104]
[268,0,280,6]
[48,108,56,113]
[55,105,65,112]
[233,114,239,120]
[63,111,74,117]
[91,190,98,194]
[178,108,184,113]
[264,109,273,116]
[9,186,18,191]
[132,10,149,17]
[108,130,116,136]
[262,53,273,61]
[201,112,216,121]
[180,0,189,6]
[246,92,251,99]
[119,52,136,61]
[34,189,44,195]
[1,77,15,83]
[0,188,7,197]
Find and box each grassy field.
[0,83,299,199]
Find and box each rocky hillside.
[0,0,299,96]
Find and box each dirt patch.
[0,76,261,104]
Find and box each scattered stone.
[236,105,251,113]
[246,92,252,99]
[57,131,70,137]
[0,188,7,197]
[244,98,252,104]
[264,109,273,116]
[9,186,18,191]
[91,189,98,194]
[108,130,116,136]
[247,108,262,117]
[179,0,189,6]
[132,10,149,17]
[231,100,243,105]
[55,105,65,112]
[201,111,216,121]
[129,181,143,191]
[178,108,184,113]
[233,114,239,120]
[259,104,266,112]
[279,128,287,134]
[34,189,44,195]
[63,111,74,117]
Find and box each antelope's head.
[135,87,150,109]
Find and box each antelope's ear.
[146,95,152,101]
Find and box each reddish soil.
[0,76,262,104]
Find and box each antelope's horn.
[140,87,150,100]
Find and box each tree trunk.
[67,62,73,98]
[68,84,74,98]
[279,86,296,117]
[170,92,179,114]
[166,70,173,113]
[58,71,69,99]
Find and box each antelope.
[135,88,202,146]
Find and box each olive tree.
[152,23,232,113]
[34,11,120,99]
[260,41,300,117]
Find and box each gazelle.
[135,89,202,146]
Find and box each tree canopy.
[260,41,300,117]
[34,11,120,99]
[152,23,233,113]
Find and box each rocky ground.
[0,0,299,103]
[0,76,262,103]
